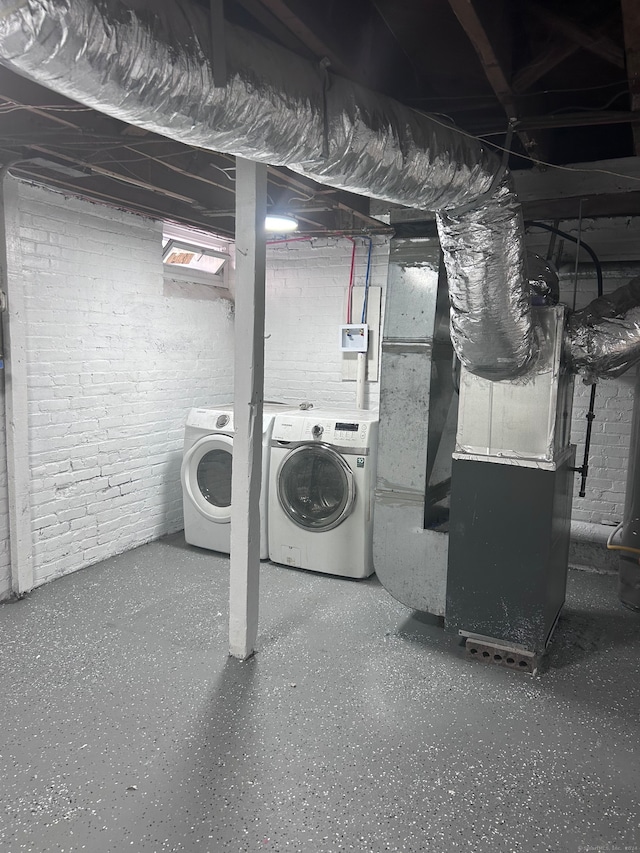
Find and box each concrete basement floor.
[0,534,639,853]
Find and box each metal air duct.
[0,0,534,379]
[566,277,640,382]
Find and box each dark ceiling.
[1,0,639,236]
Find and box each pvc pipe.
[356,351,367,410]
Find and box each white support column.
[0,175,33,595]
[229,157,267,660]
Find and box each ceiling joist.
[621,0,640,155]
[513,39,579,94]
[251,0,352,77]
[526,1,625,69]
[446,0,539,156]
[0,0,638,229]
[0,60,383,236]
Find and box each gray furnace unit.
[445,306,576,669]
[373,238,577,672]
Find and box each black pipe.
[526,221,603,495]
[525,221,603,297]
[578,384,597,497]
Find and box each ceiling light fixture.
[264,213,298,233]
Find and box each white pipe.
[356,351,367,410]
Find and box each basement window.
[162,223,232,288]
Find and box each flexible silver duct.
[566,278,640,382]
[0,0,535,379]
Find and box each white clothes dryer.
[181,403,293,559]
[268,409,379,578]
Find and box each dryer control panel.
[271,410,378,445]
[302,418,368,444]
[272,419,367,444]
[333,422,367,443]
[186,407,234,431]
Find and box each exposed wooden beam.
[116,146,236,196]
[513,156,640,217]
[513,14,621,94]
[516,110,637,131]
[266,167,385,231]
[0,65,378,234]
[621,0,640,154]
[0,71,241,192]
[467,109,636,138]
[447,0,513,105]
[8,141,247,226]
[9,164,237,235]
[446,0,538,155]
[234,0,315,58]
[521,192,640,220]
[254,0,352,77]
[377,155,640,221]
[513,38,579,93]
[526,1,625,68]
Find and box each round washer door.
[182,434,233,523]
[277,444,355,531]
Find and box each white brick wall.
[561,273,637,526]
[0,186,389,596]
[527,217,640,525]
[527,216,640,526]
[2,178,235,591]
[264,236,390,410]
[2,189,638,595]
[0,380,9,599]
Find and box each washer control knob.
[216,414,230,428]
[312,424,324,439]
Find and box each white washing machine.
[181,403,294,559]
[268,409,379,578]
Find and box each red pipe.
[266,233,360,324]
[346,236,357,324]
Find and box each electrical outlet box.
[339,324,368,352]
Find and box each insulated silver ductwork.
[566,278,640,382]
[0,0,535,379]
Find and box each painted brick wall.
[0,381,9,599]
[561,273,636,526]
[4,187,637,595]
[12,179,235,589]
[264,236,390,410]
[527,217,640,526]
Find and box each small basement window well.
[162,223,232,288]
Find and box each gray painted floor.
[1,534,639,853]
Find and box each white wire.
[416,108,640,185]
[607,520,624,548]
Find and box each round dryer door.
[182,434,233,523]
[277,444,355,532]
